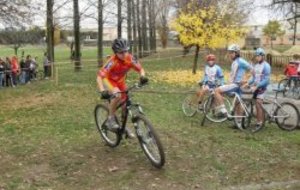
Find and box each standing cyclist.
[97,38,148,138]
[244,48,271,131]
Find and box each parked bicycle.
[241,88,300,133]
[278,75,300,99]
[94,82,165,168]
[182,81,231,126]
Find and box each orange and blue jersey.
[98,54,142,84]
[98,53,142,96]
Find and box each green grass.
[0,47,299,190]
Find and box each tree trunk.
[132,0,138,56]
[293,17,297,45]
[148,0,156,53]
[151,0,156,53]
[148,0,153,53]
[14,47,18,56]
[98,0,103,66]
[160,13,168,49]
[117,0,122,38]
[46,0,54,63]
[127,0,132,52]
[192,45,200,74]
[137,0,142,58]
[73,0,81,71]
[271,38,273,49]
[141,0,148,56]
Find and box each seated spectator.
[0,58,5,88]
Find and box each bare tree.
[270,0,300,45]
[118,0,122,38]
[127,0,133,51]
[98,0,104,66]
[148,0,156,53]
[137,0,143,58]
[0,0,34,25]
[156,0,171,49]
[47,0,55,63]
[132,0,138,56]
[73,0,81,70]
[142,0,149,56]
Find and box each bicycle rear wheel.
[182,94,198,117]
[204,96,231,123]
[94,104,121,147]
[241,101,265,133]
[275,102,299,131]
[135,115,165,168]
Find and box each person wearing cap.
[196,54,224,107]
[96,38,148,138]
[214,44,252,123]
[243,48,271,131]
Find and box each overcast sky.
[31,0,281,29]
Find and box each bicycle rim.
[182,94,198,117]
[275,102,299,131]
[135,115,165,168]
[204,96,230,123]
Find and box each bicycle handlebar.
[97,82,147,99]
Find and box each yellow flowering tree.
[173,2,245,74]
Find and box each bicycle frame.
[106,84,145,135]
[226,92,251,119]
[259,94,290,121]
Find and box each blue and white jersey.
[202,64,224,85]
[248,61,271,89]
[229,57,252,84]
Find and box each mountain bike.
[278,76,300,99]
[94,83,165,168]
[242,89,300,132]
[182,81,231,122]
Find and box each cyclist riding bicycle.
[243,48,271,130]
[197,54,224,107]
[214,44,252,119]
[97,38,148,138]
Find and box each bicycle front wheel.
[182,94,198,117]
[278,79,289,97]
[135,115,165,168]
[94,104,121,147]
[275,102,299,131]
[204,96,231,123]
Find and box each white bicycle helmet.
[227,44,240,52]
